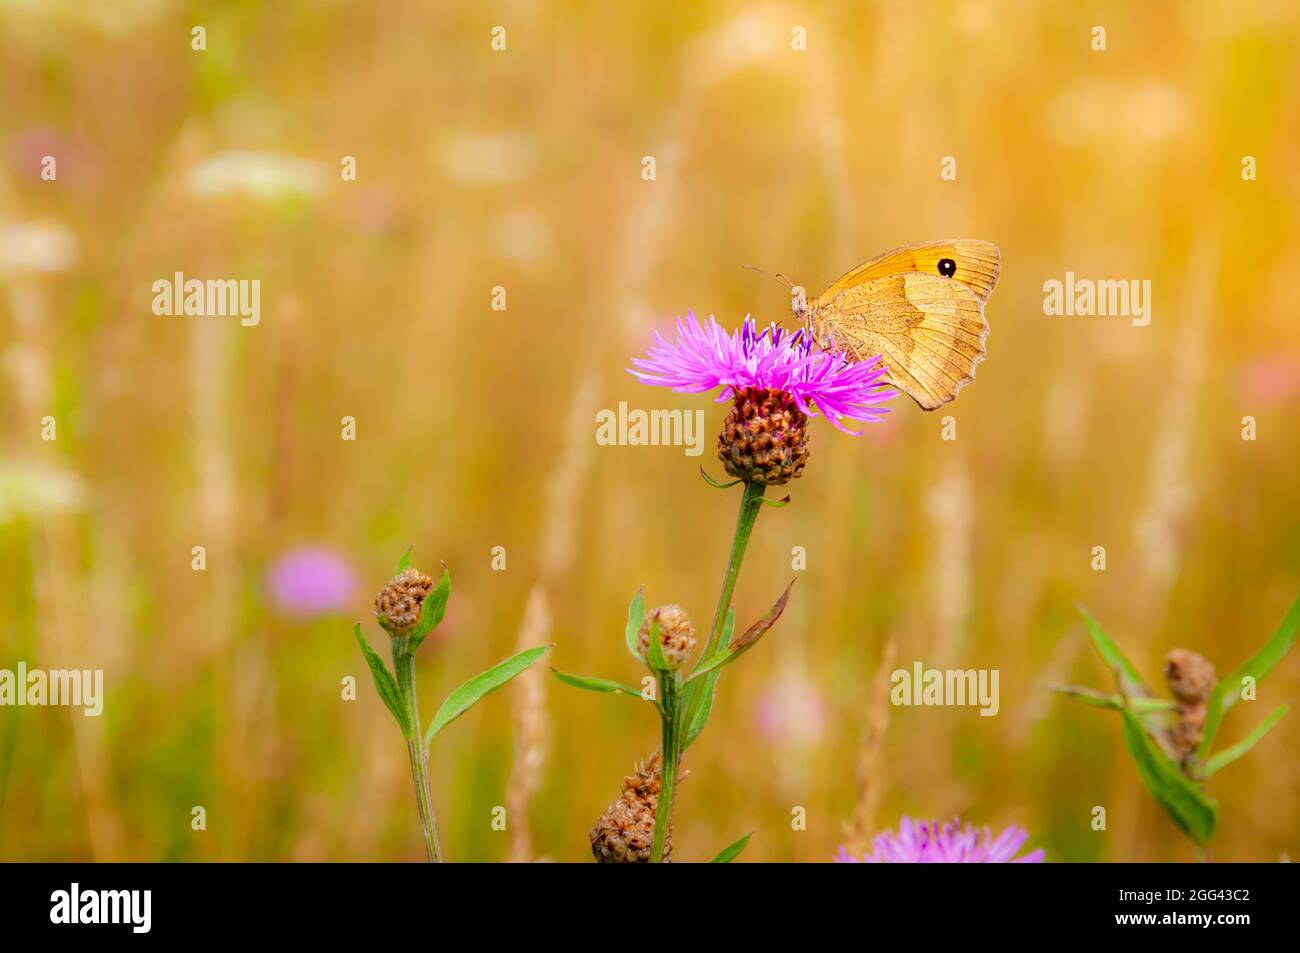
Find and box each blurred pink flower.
[9,126,104,190]
[267,546,356,619]
[752,669,827,747]
[1237,353,1300,406]
[836,816,1044,863]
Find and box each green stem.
[394,647,443,863]
[684,481,766,722]
[649,480,768,860]
[650,671,681,863]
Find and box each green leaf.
[684,607,734,749]
[1129,697,1179,714]
[409,563,451,649]
[624,587,646,661]
[1075,603,1149,695]
[685,582,794,688]
[354,624,410,736]
[684,687,713,749]
[1054,685,1177,713]
[550,668,645,699]
[396,546,413,574]
[424,644,550,744]
[1199,592,1300,758]
[699,467,741,490]
[1119,710,1217,845]
[709,831,752,863]
[686,648,735,683]
[1200,704,1289,778]
[645,620,671,672]
[729,579,794,654]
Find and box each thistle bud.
[589,753,672,863]
[637,604,697,670]
[718,386,810,486]
[1164,649,1217,765]
[1164,649,1217,704]
[374,568,434,636]
[1170,700,1208,765]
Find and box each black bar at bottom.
[0,861,1291,940]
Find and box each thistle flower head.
[718,386,811,485]
[629,312,896,434]
[836,816,1044,863]
[590,753,672,863]
[374,568,434,636]
[637,604,697,669]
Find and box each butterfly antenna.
[742,264,794,290]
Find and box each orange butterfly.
[791,240,1001,410]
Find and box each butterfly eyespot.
[937,258,957,278]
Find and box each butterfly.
[790,240,1000,410]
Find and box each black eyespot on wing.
[937,258,957,278]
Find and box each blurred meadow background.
[2,0,1298,862]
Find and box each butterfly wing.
[811,271,989,410]
[817,239,1000,305]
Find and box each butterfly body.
[794,240,1001,410]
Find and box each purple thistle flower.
[267,546,356,619]
[629,312,896,434]
[836,816,1045,864]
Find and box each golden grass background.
[1,0,1298,861]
